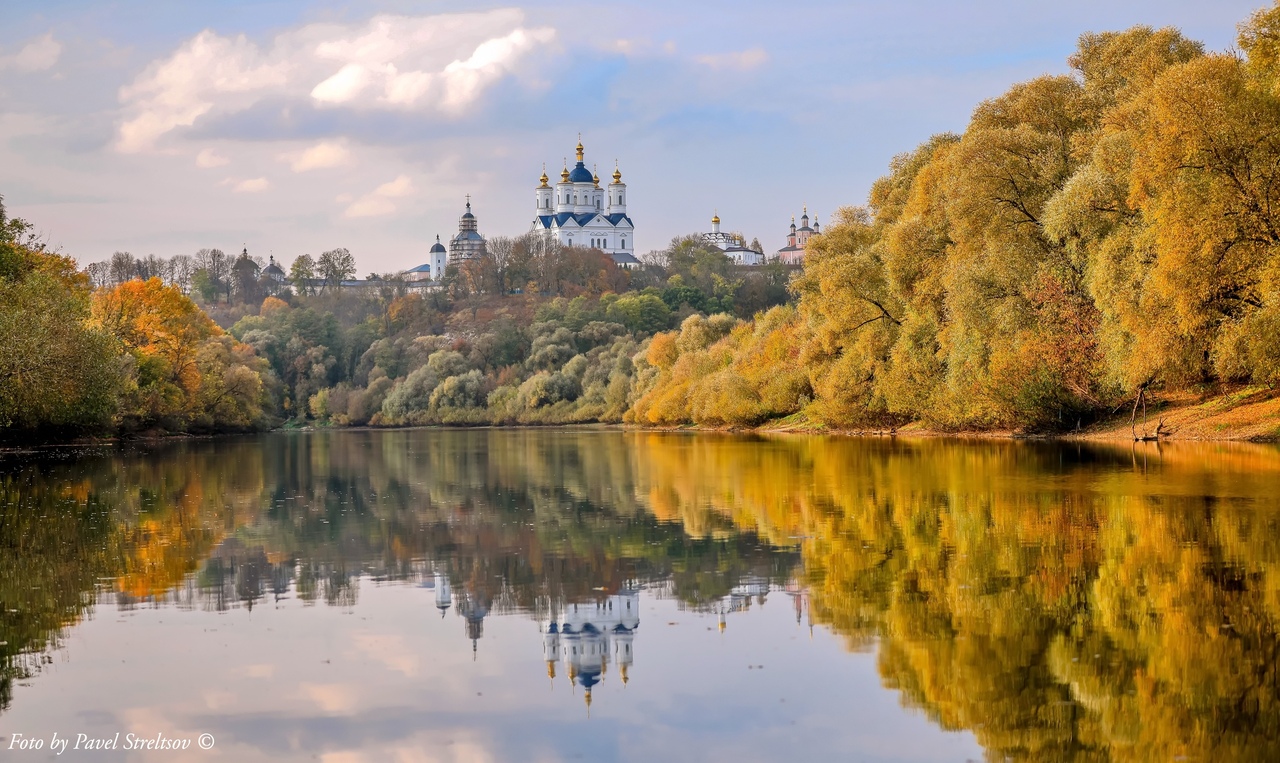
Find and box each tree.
[317,248,355,291]
[108,251,137,285]
[90,278,222,428]
[193,248,230,303]
[290,254,316,296]
[169,254,194,294]
[0,201,119,433]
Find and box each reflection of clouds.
[117,705,213,760]
[300,683,359,715]
[189,708,530,762]
[351,632,420,677]
[243,663,276,678]
[203,689,238,710]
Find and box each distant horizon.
[0,0,1264,271]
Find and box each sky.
[0,0,1267,273]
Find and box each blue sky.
[0,0,1266,272]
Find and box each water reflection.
[2,431,1279,760]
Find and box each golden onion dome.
[593,165,600,187]
[575,138,585,162]
[712,211,720,224]
[539,164,549,188]
[560,161,570,183]
[612,163,622,183]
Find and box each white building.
[403,236,448,284]
[531,138,635,263]
[702,212,765,266]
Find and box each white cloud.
[233,177,270,193]
[374,175,413,197]
[604,37,678,58]
[695,47,768,71]
[117,30,288,153]
[311,63,371,104]
[283,141,351,171]
[0,33,62,72]
[195,148,229,168]
[116,11,558,152]
[344,174,414,218]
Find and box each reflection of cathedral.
[712,576,770,631]
[541,590,641,711]
[426,570,810,713]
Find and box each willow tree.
[0,198,119,434]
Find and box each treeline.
[631,10,1280,431]
[446,232,791,317]
[0,187,794,437]
[0,199,277,438]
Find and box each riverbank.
[4,385,1278,451]
[745,385,1280,443]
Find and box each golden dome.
[593,165,600,187]
[612,162,622,184]
[620,664,629,685]
[575,138,585,162]
[539,164,549,188]
[712,211,720,224]
[560,160,570,183]
[546,660,556,679]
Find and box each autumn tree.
[317,248,355,292]
[0,198,119,435]
[290,254,317,296]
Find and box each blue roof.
[405,263,432,273]
[536,212,633,229]
[429,241,446,253]
[568,162,593,183]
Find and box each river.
[2,429,1278,761]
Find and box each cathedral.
[531,138,636,263]
[702,212,765,266]
[448,196,486,263]
[775,205,820,264]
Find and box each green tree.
[317,248,356,292]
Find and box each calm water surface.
[2,429,1279,762]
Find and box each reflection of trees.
[0,469,122,711]
[0,430,796,714]
[632,435,1280,762]
[8,431,1277,760]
